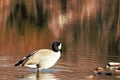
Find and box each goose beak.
[60,50,62,53]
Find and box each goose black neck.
[52,44,60,52]
[52,42,61,52]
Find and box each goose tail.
[14,51,37,66]
[14,57,27,66]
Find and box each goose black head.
[52,41,62,52]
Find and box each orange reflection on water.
[81,0,99,19]
[0,0,119,80]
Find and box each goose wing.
[22,49,54,66]
[14,50,38,66]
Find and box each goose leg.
[36,64,40,78]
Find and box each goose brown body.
[22,49,61,69]
[14,41,62,71]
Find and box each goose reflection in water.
[17,72,59,80]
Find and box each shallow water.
[0,0,120,80]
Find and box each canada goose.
[106,62,120,71]
[94,66,113,76]
[14,41,62,74]
[94,67,104,75]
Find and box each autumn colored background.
[0,0,119,80]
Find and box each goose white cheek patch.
[58,43,62,50]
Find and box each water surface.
[0,0,120,80]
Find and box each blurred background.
[0,0,119,80]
